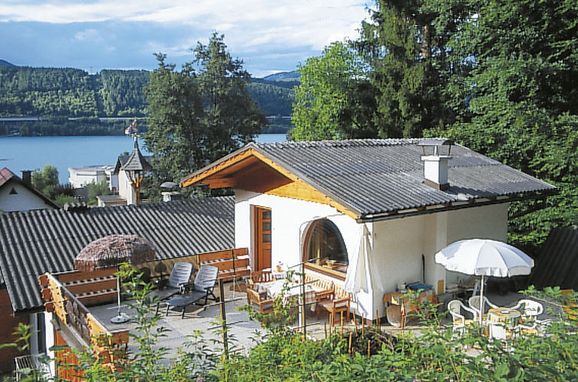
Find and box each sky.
[0,1,371,78]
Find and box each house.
[0,168,59,213]
[99,140,153,206]
[181,139,555,320]
[68,165,116,190]
[0,197,235,374]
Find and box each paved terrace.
[87,287,562,363]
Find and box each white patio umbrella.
[435,239,534,325]
[345,225,383,317]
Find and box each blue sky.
[0,1,371,77]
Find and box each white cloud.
[0,1,370,51]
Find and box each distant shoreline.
[0,116,292,136]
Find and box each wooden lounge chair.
[246,288,274,314]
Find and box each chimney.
[21,170,32,185]
[418,139,453,191]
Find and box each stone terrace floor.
[89,286,561,363]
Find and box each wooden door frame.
[252,205,272,271]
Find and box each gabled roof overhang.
[181,144,361,220]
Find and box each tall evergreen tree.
[435,0,578,248]
[194,33,266,160]
[145,54,204,184]
[360,0,454,138]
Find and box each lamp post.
[121,135,151,206]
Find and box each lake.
[0,134,287,183]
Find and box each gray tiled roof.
[250,139,555,219]
[0,197,234,312]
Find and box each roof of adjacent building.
[530,226,578,290]
[0,167,59,209]
[182,139,555,221]
[0,197,234,312]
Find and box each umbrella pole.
[117,275,122,316]
[479,274,485,326]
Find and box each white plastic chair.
[468,295,499,318]
[512,299,544,332]
[512,299,543,318]
[448,300,478,334]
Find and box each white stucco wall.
[235,190,360,272]
[68,168,109,189]
[371,203,509,318]
[0,181,54,212]
[117,170,135,205]
[235,188,510,320]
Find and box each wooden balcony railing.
[39,272,129,366]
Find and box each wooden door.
[253,206,272,271]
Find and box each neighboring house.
[0,168,59,213]
[182,139,555,319]
[68,165,116,190]
[0,168,59,371]
[103,142,153,207]
[0,197,234,373]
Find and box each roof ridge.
[255,138,422,149]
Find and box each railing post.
[219,279,229,359]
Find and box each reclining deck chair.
[151,262,193,311]
[186,264,219,305]
[164,265,219,318]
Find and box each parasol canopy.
[75,234,156,271]
[434,239,534,278]
[435,238,534,325]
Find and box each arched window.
[303,219,348,276]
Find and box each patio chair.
[15,354,52,381]
[512,299,543,318]
[511,299,544,331]
[468,295,499,319]
[246,288,274,314]
[151,262,194,304]
[448,300,477,334]
[304,274,334,303]
[316,285,351,326]
[164,265,219,318]
[185,264,220,305]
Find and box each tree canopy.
[144,33,266,187]
[292,42,376,140]
[291,0,577,249]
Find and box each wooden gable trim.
[181,147,359,220]
[180,148,256,188]
[266,179,358,220]
[247,151,358,220]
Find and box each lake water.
[0,134,287,183]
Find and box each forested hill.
[0,65,297,118]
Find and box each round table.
[488,307,521,323]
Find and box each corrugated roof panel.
[0,197,234,312]
[254,139,555,218]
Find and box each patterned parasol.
[75,234,157,324]
[75,234,156,271]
